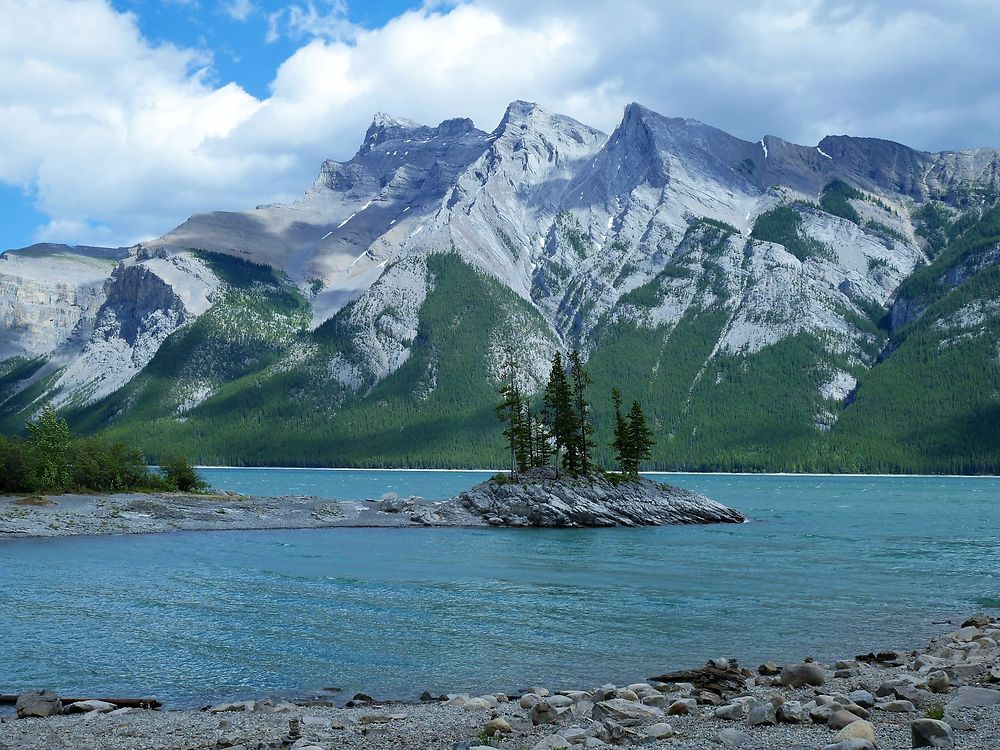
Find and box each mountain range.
[2,100,999,472]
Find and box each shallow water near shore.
[2,470,999,709]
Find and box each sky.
[1,0,999,250]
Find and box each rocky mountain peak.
[436,116,477,137]
[358,112,426,156]
[489,100,606,168]
[496,100,543,128]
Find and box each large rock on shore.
[15,690,62,718]
[454,468,746,527]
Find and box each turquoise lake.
[2,470,999,708]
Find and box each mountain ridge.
[2,100,999,472]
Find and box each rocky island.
[455,468,747,527]
[0,472,745,540]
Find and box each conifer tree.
[625,400,656,476]
[495,351,524,478]
[514,402,533,472]
[532,411,553,468]
[542,351,576,477]
[611,388,630,474]
[567,349,595,475]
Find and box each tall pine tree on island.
[542,351,576,478]
[609,391,656,477]
[568,349,596,475]
[611,388,631,473]
[625,400,656,476]
[495,350,524,479]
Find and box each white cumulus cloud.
[1,0,999,249]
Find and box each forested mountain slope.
[1,101,998,471]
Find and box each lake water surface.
[2,470,998,707]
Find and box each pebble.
[667,698,698,715]
[645,722,674,739]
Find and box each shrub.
[924,704,945,720]
[160,456,209,493]
[69,438,160,492]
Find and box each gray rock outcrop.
[454,468,746,527]
[15,690,63,718]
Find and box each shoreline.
[0,491,488,542]
[198,465,1000,479]
[0,474,746,541]
[2,615,998,750]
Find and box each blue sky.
[2,0,999,251]
[112,1,422,99]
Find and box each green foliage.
[924,705,945,721]
[69,438,154,492]
[751,205,831,261]
[912,201,980,260]
[567,349,596,474]
[0,406,175,493]
[160,455,209,492]
[820,179,862,223]
[555,212,591,258]
[26,405,72,490]
[625,401,656,474]
[697,217,740,234]
[866,256,895,275]
[828,266,1000,473]
[611,388,630,475]
[496,349,527,477]
[864,219,908,243]
[33,204,1000,475]
[609,388,654,475]
[474,729,503,748]
[893,204,1000,318]
[542,351,577,475]
[77,253,556,468]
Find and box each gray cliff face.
[455,468,747,527]
[0,246,118,361]
[101,262,187,345]
[0,246,219,412]
[2,100,999,420]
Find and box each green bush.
[160,455,209,493]
[0,404,198,494]
[69,438,160,492]
[924,704,945,720]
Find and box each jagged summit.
[371,111,421,129]
[496,99,542,126]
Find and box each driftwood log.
[0,694,161,709]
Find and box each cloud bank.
[1,0,998,247]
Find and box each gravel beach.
[0,491,482,539]
[2,616,998,750]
